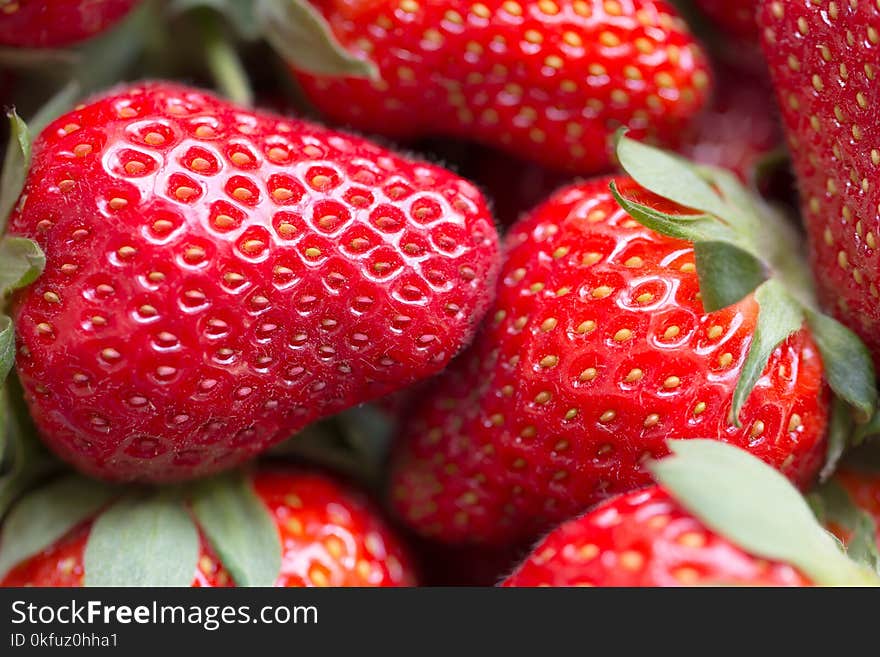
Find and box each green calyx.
[175,0,377,82]
[651,440,880,587]
[612,133,877,440]
[0,471,282,586]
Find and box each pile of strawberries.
[0,0,879,588]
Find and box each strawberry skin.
[502,486,810,586]
[294,0,712,174]
[759,2,880,367]
[9,82,500,482]
[0,0,140,47]
[253,470,416,586]
[390,177,829,546]
[1,469,416,587]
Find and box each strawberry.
[390,175,829,545]
[0,468,416,587]
[692,0,758,43]
[0,0,141,48]
[391,134,878,547]
[7,81,500,482]
[503,440,880,587]
[284,0,712,174]
[758,2,880,368]
[502,486,811,586]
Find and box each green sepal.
[609,181,738,244]
[0,475,116,579]
[810,479,880,575]
[615,132,732,222]
[0,317,13,388]
[694,241,767,312]
[805,310,877,424]
[651,440,880,586]
[854,412,880,445]
[170,0,261,39]
[255,0,377,79]
[0,237,46,296]
[0,111,32,234]
[84,494,200,587]
[822,397,854,482]
[190,471,281,587]
[731,279,804,426]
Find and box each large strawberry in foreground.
[0,468,416,587]
[504,441,879,586]
[759,1,880,368]
[7,82,500,482]
[0,0,141,47]
[390,136,876,546]
[281,0,711,174]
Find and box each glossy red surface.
[503,486,810,586]
[10,82,500,482]
[295,0,711,174]
[391,177,828,545]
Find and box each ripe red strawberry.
[8,82,500,482]
[758,2,880,367]
[503,440,880,586]
[390,176,828,546]
[0,0,140,47]
[693,0,758,42]
[502,486,810,586]
[1,469,416,587]
[290,0,712,174]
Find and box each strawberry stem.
[199,11,254,107]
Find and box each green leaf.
[0,475,116,579]
[822,397,855,482]
[805,310,877,423]
[811,479,880,574]
[651,440,879,586]
[0,111,32,234]
[854,411,880,445]
[170,0,261,39]
[84,494,199,587]
[731,279,804,426]
[0,237,46,296]
[191,471,281,586]
[256,0,377,79]
[615,133,732,221]
[694,241,767,312]
[609,181,739,244]
[0,317,13,387]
